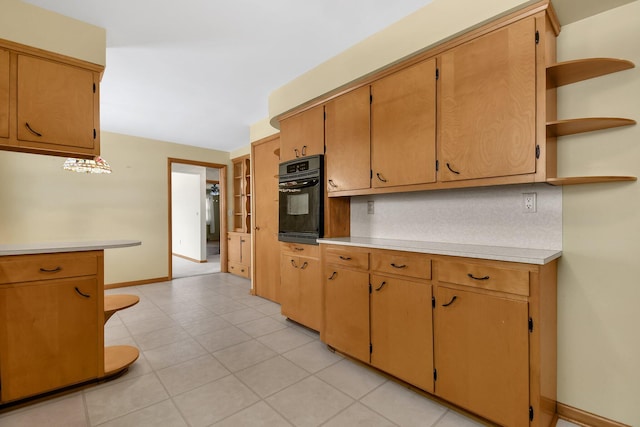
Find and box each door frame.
[167,158,228,280]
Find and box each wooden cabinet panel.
[324,246,369,270]
[0,252,98,284]
[17,55,96,151]
[232,155,251,232]
[371,58,436,188]
[370,274,433,393]
[279,105,324,162]
[253,136,281,302]
[370,251,431,280]
[0,277,99,401]
[325,86,371,192]
[439,18,536,182]
[323,267,370,362]
[280,246,322,331]
[228,232,250,278]
[228,233,242,264]
[438,259,529,296]
[0,48,8,139]
[434,286,529,427]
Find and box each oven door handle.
[278,179,319,190]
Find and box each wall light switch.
[367,200,375,214]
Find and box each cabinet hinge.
[433,369,437,381]
[369,283,372,294]
[529,406,534,421]
[435,68,439,80]
[93,82,96,93]
[536,145,541,159]
[93,129,96,139]
[370,94,373,104]
[370,343,373,354]
[324,111,327,120]
[435,160,439,172]
[528,317,534,333]
[432,296,435,308]
[535,31,540,44]
[370,169,373,180]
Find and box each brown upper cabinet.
[325,85,370,193]
[371,58,437,188]
[0,40,103,159]
[439,18,536,182]
[279,104,324,162]
[0,48,9,140]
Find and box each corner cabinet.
[0,250,139,404]
[0,39,103,159]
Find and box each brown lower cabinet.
[280,242,321,331]
[320,243,557,427]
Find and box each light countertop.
[317,237,561,265]
[0,240,141,256]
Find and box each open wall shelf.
[547,58,634,88]
[546,176,637,186]
[546,117,636,137]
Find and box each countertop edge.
[317,237,561,265]
[0,240,142,256]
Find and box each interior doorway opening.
[168,159,228,280]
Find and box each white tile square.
[316,359,388,399]
[236,356,309,398]
[156,354,230,396]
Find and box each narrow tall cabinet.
[230,155,251,278]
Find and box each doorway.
[168,158,228,280]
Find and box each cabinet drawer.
[371,251,431,279]
[280,242,320,258]
[325,247,369,270]
[437,260,529,296]
[0,252,98,284]
[228,262,250,278]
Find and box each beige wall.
[0,0,105,66]
[556,2,639,424]
[0,132,231,285]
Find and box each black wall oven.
[278,155,324,244]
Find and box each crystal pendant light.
[63,156,112,174]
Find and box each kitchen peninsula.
[0,240,141,405]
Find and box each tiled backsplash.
[350,184,562,250]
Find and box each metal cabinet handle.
[294,148,300,158]
[390,263,406,269]
[442,296,457,307]
[293,247,304,252]
[446,163,460,175]
[290,259,298,268]
[328,179,338,188]
[25,122,43,137]
[468,273,490,281]
[40,266,62,273]
[300,262,309,270]
[339,256,352,261]
[375,281,386,291]
[376,173,387,183]
[302,145,307,156]
[328,272,337,280]
[74,287,91,298]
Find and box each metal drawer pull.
[290,259,298,268]
[39,266,62,273]
[468,273,490,281]
[375,281,386,291]
[328,272,337,280]
[300,262,309,270]
[442,296,457,307]
[376,173,387,183]
[339,256,352,261]
[302,145,307,156]
[328,179,338,188]
[294,148,300,158]
[74,287,91,298]
[446,163,460,175]
[25,122,43,137]
[390,263,406,269]
[294,247,304,252]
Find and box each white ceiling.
[22,0,434,152]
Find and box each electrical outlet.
[367,200,375,214]
[523,192,537,213]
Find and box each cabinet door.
[298,255,321,331]
[371,59,436,188]
[253,137,280,302]
[279,105,324,162]
[434,286,529,427]
[279,253,300,321]
[240,234,251,265]
[0,278,99,402]
[228,233,241,263]
[439,18,536,181]
[0,49,9,139]
[17,55,96,150]
[323,267,369,362]
[370,275,433,393]
[325,86,371,192]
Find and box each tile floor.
[0,273,579,427]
